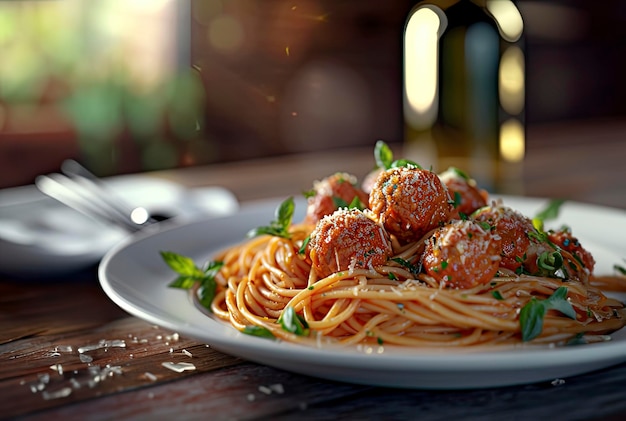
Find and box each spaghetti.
[166,142,626,348]
[208,221,626,347]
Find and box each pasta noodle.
[168,143,626,348]
[208,223,626,347]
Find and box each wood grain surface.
[2,119,626,420]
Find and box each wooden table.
[2,119,626,420]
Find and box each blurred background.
[1,0,625,190]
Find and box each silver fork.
[35,160,157,232]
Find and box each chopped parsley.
[491,290,504,300]
[451,191,462,209]
[391,257,422,277]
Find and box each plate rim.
[98,195,626,388]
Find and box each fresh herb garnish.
[391,257,422,277]
[566,332,587,346]
[451,191,462,209]
[477,221,492,231]
[303,189,316,199]
[160,251,223,311]
[374,140,421,170]
[491,290,504,300]
[527,229,554,247]
[532,199,565,231]
[536,250,565,277]
[615,263,626,276]
[332,195,366,211]
[242,325,275,339]
[519,286,576,342]
[299,235,310,254]
[247,197,295,239]
[278,307,309,336]
[374,140,394,169]
[391,159,421,169]
[449,167,470,180]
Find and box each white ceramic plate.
[99,196,626,389]
[0,176,238,277]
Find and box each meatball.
[548,228,595,273]
[439,167,488,218]
[472,204,550,274]
[305,172,369,225]
[422,220,502,289]
[369,166,453,243]
[307,208,393,279]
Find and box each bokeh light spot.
[208,14,245,53]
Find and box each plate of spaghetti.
[99,142,626,389]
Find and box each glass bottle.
[403,0,525,194]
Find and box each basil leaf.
[391,159,421,169]
[532,199,565,231]
[545,286,576,319]
[374,140,394,169]
[160,251,223,312]
[332,196,349,209]
[299,235,310,255]
[168,275,197,290]
[449,167,470,180]
[248,197,295,239]
[204,260,224,274]
[451,191,462,209]
[242,325,275,339]
[197,278,217,309]
[276,196,295,228]
[247,226,283,237]
[519,287,576,342]
[331,195,366,211]
[278,307,309,336]
[535,199,566,222]
[519,297,546,342]
[537,250,564,275]
[348,196,366,210]
[160,251,203,277]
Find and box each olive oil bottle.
[403,0,525,193]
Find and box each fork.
[35,160,158,232]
